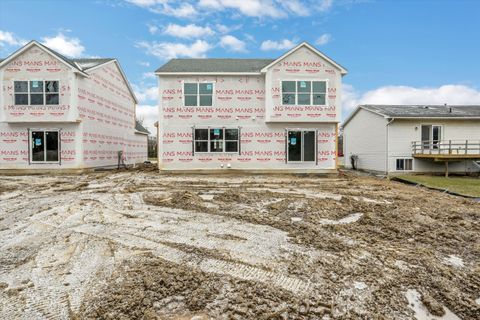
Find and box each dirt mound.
[143,190,207,211]
[77,254,332,319]
[214,189,250,203]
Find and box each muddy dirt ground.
[0,167,479,319]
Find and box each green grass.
[395,175,480,197]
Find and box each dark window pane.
[14,81,28,92]
[30,81,43,93]
[210,128,223,140]
[32,131,44,162]
[210,140,223,152]
[396,159,404,170]
[46,81,59,93]
[199,95,212,106]
[313,94,326,105]
[313,81,326,93]
[288,131,302,161]
[282,93,295,105]
[46,94,59,105]
[185,95,197,106]
[282,81,295,93]
[195,129,208,140]
[298,93,311,105]
[184,83,197,94]
[30,94,44,105]
[226,141,238,152]
[303,131,315,161]
[15,94,28,105]
[195,141,208,152]
[45,131,59,162]
[199,83,213,94]
[297,81,311,93]
[225,129,238,140]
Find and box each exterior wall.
[343,109,387,172]
[265,46,341,123]
[387,119,480,174]
[0,46,76,122]
[158,74,337,171]
[0,46,82,169]
[77,62,147,168]
[0,45,147,170]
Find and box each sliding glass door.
[287,130,316,162]
[30,130,60,163]
[421,125,442,150]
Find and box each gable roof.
[155,41,347,75]
[343,104,480,127]
[156,58,273,74]
[0,40,137,103]
[135,120,150,134]
[261,42,348,75]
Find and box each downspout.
[386,118,395,174]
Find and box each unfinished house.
[343,105,480,175]
[0,40,148,171]
[155,42,347,172]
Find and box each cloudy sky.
[1,0,480,134]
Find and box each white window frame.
[281,80,328,106]
[29,128,61,164]
[13,80,60,106]
[286,128,317,163]
[193,127,240,154]
[395,158,413,171]
[420,124,443,150]
[183,82,215,107]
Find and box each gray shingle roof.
[156,58,274,73]
[135,121,150,134]
[361,104,480,118]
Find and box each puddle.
[443,255,464,268]
[319,213,363,225]
[405,289,460,320]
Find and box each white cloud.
[0,30,27,47]
[136,104,158,135]
[164,3,197,17]
[260,38,296,51]
[164,23,214,39]
[319,0,333,12]
[342,84,480,120]
[126,0,166,7]
[142,72,156,80]
[133,85,158,103]
[127,0,197,17]
[220,35,247,52]
[198,0,285,18]
[148,24,159,34]
[137,39,212,59]
[41,33,85,58]
[315,33,332,46]
[281,0,309,16]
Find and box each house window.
[282,80,327,106]
[194,128,239,153]
[30,130,60,163]
[14,80,59,106]
[396,158,413,171]
[184,83,213,106]
[287,130,316,162]
[421,125,442,150]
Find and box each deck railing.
[412,140,480,155]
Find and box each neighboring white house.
[0,40,148,171]
[343,105,480,175]
[155,42,347,172]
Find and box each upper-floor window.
[282,80,326,106]
[14,80,59,106]
[194,127,239,153]
[184,82,213,107]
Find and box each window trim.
[286,128,317,163]
[183,81,215,107]
[193,126,240,154]
[29,128,61,164]
[14,80,60,106]
[281,79,328,106]
[395,158,413,171]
